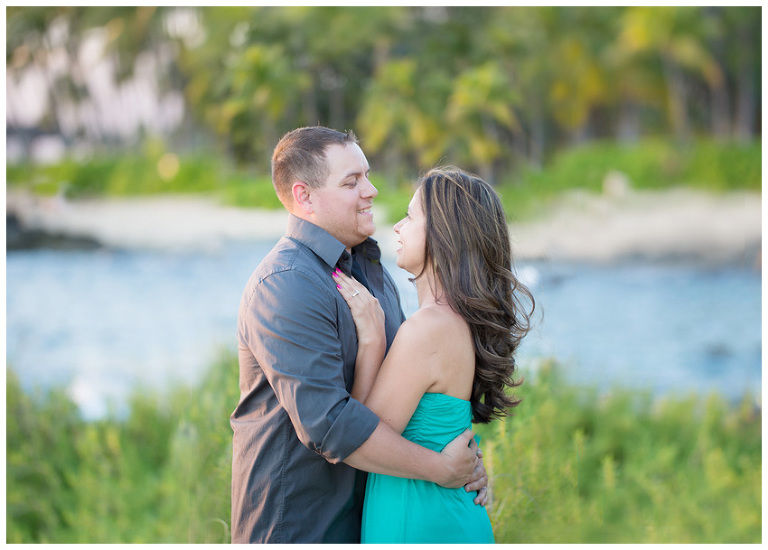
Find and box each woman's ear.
[291,181,313,215]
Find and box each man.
[231,127,486,543]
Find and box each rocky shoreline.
[6,188,762,268]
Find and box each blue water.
[6,241,762,419]
[514,261,762,401]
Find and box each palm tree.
[617,6,722,142]
[445,60,520,183]
[357,58,442,185]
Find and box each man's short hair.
[271,126,358,207]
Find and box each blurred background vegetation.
[6,6,762,216]
[6,6,762,543]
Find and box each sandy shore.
[509,188,762,266]
[6,188,762,266]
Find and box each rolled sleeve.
[240,267,378,463]
[321,396,379,460]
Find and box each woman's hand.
[333,268,386,402]
[333,269,385,349]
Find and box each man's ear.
[291,181,313,215]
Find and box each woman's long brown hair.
[415,167,535,423]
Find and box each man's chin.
[361,221,376,238]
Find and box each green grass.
[495,138,762,222]
[7,138,761,224]
[6,353,761,543]
[6,153,223,198]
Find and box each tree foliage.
[6,6,761,180]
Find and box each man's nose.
[361,177,378,198]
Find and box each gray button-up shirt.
[231,215,405,543]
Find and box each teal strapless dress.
[361,393,495,543]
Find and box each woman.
[332,167,534,543]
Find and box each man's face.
[309,143,378,249]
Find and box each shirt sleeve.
[240,267,379,464]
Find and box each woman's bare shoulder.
[406,303,461,330]
[391,304,475,398]
[398,304,471,352]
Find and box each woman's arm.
[334,271,488,504]
[335,270,440,433]
[360,310,443,432]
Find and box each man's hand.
[436,429,479,488]
[464,449,489,506]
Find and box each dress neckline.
[423,392,470,403]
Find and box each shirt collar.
[285,214,381,270]
[353,237,382,263]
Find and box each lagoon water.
[6,240,762,419]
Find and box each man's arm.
[344,422,478,488]
[241,270,379,462]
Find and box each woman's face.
[393,188,427,275]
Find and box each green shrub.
[6,351,239,543]
[6,353,760,543]
[477,361,761,543]
[6,369,82,543]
